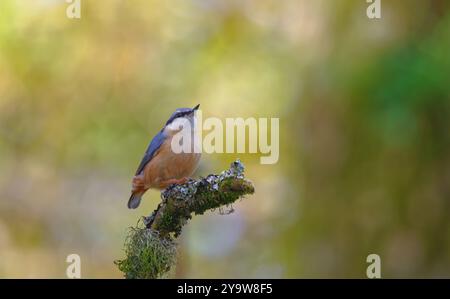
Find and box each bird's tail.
[128,192,143,209]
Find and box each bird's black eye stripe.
[166,108,194,125]
[176,111,190,118]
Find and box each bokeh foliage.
[0,0,449,278]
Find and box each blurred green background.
[0,0,449,278]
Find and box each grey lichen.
[116,160,254,279]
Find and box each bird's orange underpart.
[131,175,146,193]
[141,138,200,189]
[128,132,201,208]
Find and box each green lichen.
[114,224,177,279]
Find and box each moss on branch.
[115,160,254,279]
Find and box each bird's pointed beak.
[192,104,200,111]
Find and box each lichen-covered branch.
[144,160,254,237]
[115,160,254,279]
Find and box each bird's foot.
[176,177,189,185]
[162,177,189,189]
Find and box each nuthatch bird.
[128,104,201,209]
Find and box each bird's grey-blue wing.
[135,130,166,175]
